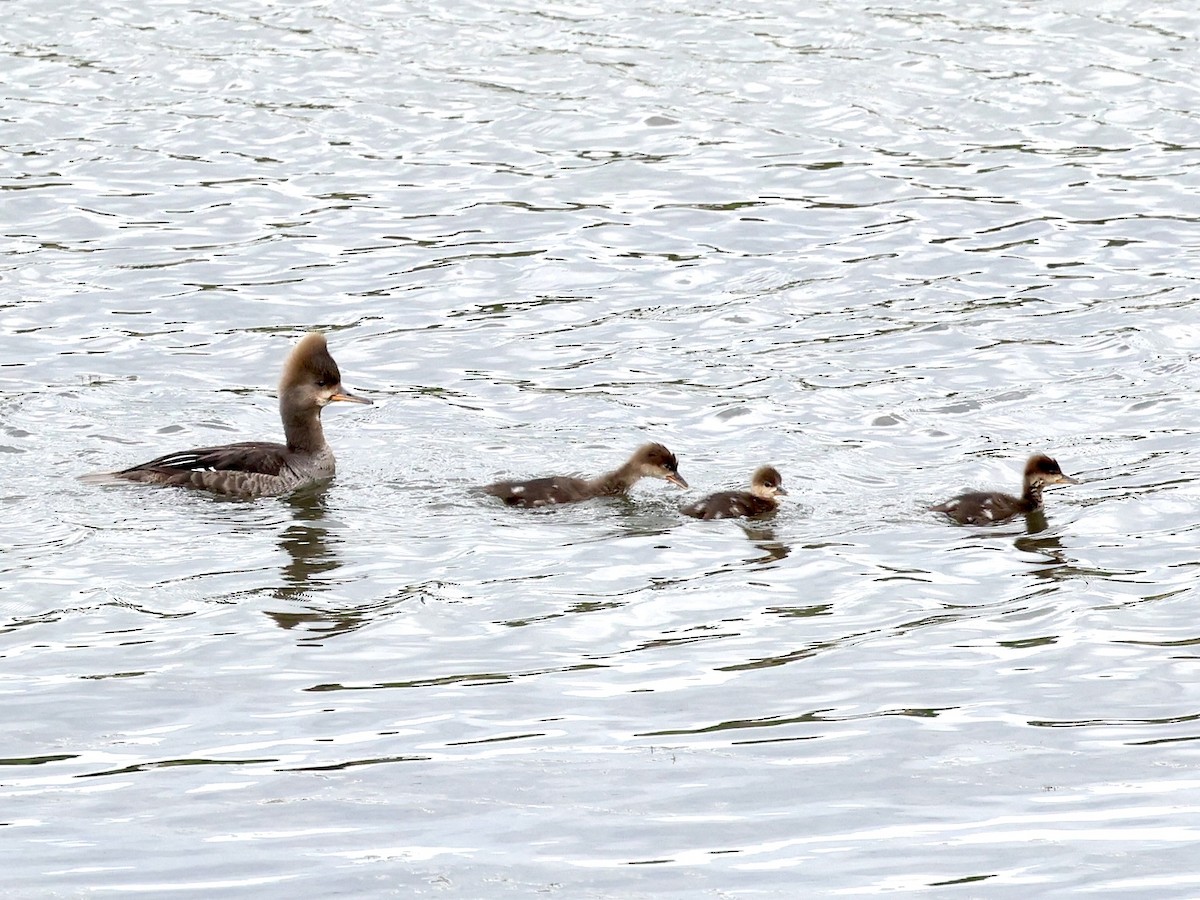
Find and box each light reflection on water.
[3,0,1200,895]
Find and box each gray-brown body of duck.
[930,453,1078,525]
[683,465,787,520]
[484,442,687,507]
[86,333,372,499]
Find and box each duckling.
[930,453,1078,525]
[484,442,687,507]
[84,333,372,499]
[682,465,787,520]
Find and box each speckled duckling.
[682,465,787,520]
[930,454,1078,525]
[484,442,687,507]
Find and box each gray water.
[3,0,1200,896]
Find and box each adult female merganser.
[682,465,787,520]
[484,442,687,507]
[930,453,1078,525]
[85,332,371,498]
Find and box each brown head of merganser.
[930,453,1078,525]
[682,465,787,520]
[484,442,687,507]
[84,333,372,499]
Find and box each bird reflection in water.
[276,487,341,595]
[1022,509,1050,535]
[263,487,361,637]
[741,524,791,565]
[1014,513,1081,582]
[259,488,374,639]
[264,488,439,639]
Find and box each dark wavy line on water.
[638,706,950,738]
[1028,712,1200,729]
[305,661,606,692]
[77,757,278,778]
[283,755,432,772]
[0,754,79,767]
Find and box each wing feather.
[120,441,290,477]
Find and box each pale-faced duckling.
[84,333,372,499]
[682,465,787,520]
[930,453,1078,525]
[484,442,687,507]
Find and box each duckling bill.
[84,333,372,499]
[682,465,787,520]
[930,453,1078,525]
[484,442,687,507]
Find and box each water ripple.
[4,0,1200,895]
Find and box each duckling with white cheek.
[683,465,787,520]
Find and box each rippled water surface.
[4,0,1200,895]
